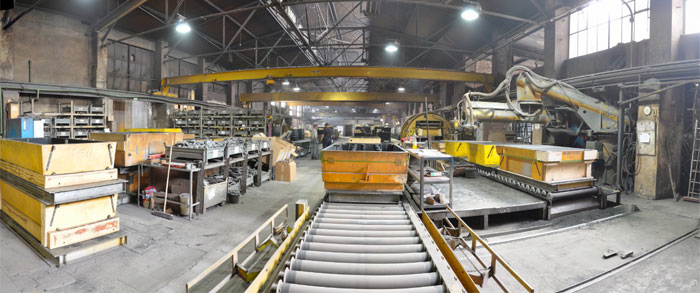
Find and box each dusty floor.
[1,158,699,292]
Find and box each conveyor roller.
[274,201,461,292]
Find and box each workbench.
[137,140,271,218]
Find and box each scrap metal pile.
[174,137,247,149]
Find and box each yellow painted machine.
[400,113,454,142]
[458,65,628,136]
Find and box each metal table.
[405,149,454,212]
[137,163,200,221]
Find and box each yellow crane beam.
[285,101,406,109]
[160,66,494,94]
[241,92,438,103]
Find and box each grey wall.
[8,8,92,86]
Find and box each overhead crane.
[158,66,495,99]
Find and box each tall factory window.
[106,43,154,93]
[569,0,650,58]
[686,0,700,34]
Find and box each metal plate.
[0,170,125,205]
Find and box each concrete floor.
[1,158,699,292]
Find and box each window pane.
[610,18,622,46]
[570,11,579,33]
[587,26,597,54]
[634,10,649,41]
[578,31,587,56]
[597,25,608,51]
[636,0,648,12]
[579,9,588,31]
[570,32,578,58]
[686,0,700,34]
[622,15,632,43]
[568,0,650,57]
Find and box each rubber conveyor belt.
[274,202,463,293]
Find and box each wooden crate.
[0,181,118,249]
[0,160,117,189]
[89,132,184,167]
[321,144,408,192]
[498,144,597,182]
[0,138,116,175]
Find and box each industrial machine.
[400,113,455,142]
[447,66,626,215]
[458,65,627,140]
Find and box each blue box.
[6,118,35,138]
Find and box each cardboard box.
[253,136,297,166]
[275,160,296,182]
[7,102,19,119]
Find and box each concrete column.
[0,10,14,81]
[91,31,108,89]
[439,82,448,108]
[452,82,465,107]
[634,0,685,199]
[491,31,513,80]
[152,39,171,128]
[195,57,207,101]
[543,1,569,79]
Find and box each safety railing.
[424,205,534,292]
[185,200,309,293]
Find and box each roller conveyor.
[274,202,464,292]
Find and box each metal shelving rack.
[406,149,454,211]
[171,108,266,138]
[27,101,107,139]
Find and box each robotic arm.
[459,66,626,135]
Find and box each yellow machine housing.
[400,113,453,141]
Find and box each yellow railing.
[433,206,534,292]
[185,200,309,293]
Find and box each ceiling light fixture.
[292,85,301,91]
[282,79,290,86]
[175,16,191,34]
[385,42,399,53]
[397,87,405,92]
[461,3,481,21]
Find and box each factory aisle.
[0,159,325,292]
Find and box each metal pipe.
[300,242,423,253]
[312,223,414,231]
[549,187,599,202]
[282,270,440,289]
[323,203,404,210]
[289,259,433,275]
[617,87,624,190]
[308,228,416,238]
[319,208,406,215]
[313,218,411,225]
[304,235,420,245]
[294,250,429,263]
[275,281,446,293]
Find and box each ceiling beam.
[93,0,149,31]
[241,92,438,103]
